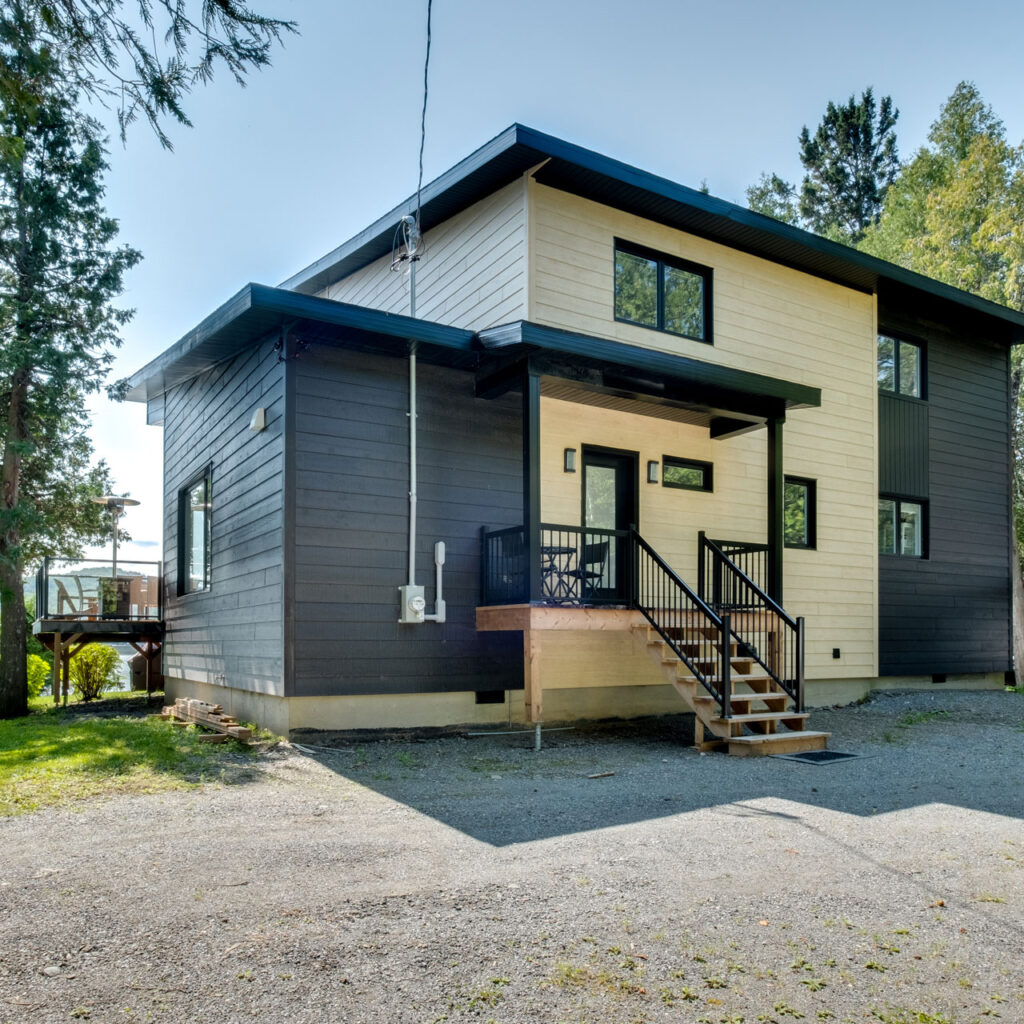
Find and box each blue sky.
[88,0,1024,560]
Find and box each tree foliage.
[29,0,295,147]
[747,88,899,243]
[0,3,139,718]
[859,82,1024,569]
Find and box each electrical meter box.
[398,584,426,624]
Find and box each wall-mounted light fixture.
[249,407,267,432]
[564,448,577,473]
[647,460,660,484]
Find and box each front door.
[582,447,638,600]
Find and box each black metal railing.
[633,530,733,717]
[480,523,629,607]
[697,534,804,710]
[35,557,163,622]
[699,533,769,603]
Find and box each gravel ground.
[2,689,1023,1024]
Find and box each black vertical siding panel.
[291,347,523,697]
[878,393,928,498]
[162,339,286,694]
[878,320,1011,676]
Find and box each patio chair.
[567,540,608,599]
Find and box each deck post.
[523,368,542,604]
[766,416,784,604]
[52,632,62,705]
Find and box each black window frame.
[878,494,928,559]
[178,465,213,595]
[614,239,713,344]
[662,455,713,493]
[878,333,925,399]
[784,476,816,550]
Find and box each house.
[126,125,1024,752]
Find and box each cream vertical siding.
[532,182,878,684]
[320,177,528,330]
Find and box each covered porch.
[472,322,822,752]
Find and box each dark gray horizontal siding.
[290,348,523,698]
[162,338,285,696]
[878,314,1011,676]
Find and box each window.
[662,456,713,492]
[179,467,212,594]
[784,477,816,549]
[614,240,711,342]
[878,497,925,557]
[878,335,923,397]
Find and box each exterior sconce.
[647,460,659,484]
[564,448,577,473]
[249,407,267,432]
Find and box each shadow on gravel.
[293,695,1024,846]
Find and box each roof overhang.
[476,321,819,429]
[282,124,1024,346]
[125,283,476,405]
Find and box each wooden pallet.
[161,698,252,741]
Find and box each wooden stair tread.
[694,693,788,705]
[712,711,809,724]
[728,731,830,746]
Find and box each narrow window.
[179,467,212,594]
[662,456,713,492]
[878,335,923,398]
[879,496,925,557]
[784,477,816,549]
[614,240,711,342]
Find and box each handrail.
[36,555,164,622]
[698,533,804,711]
[631,529,732,717]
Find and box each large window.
[614,240,711,343]
[878,334,923,397]
[879,496,925,557]
[179,467,212,594]
[662,455,713,492]
[784,477,816,549]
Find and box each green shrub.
[70,645,121,701]
[26,655,50,698]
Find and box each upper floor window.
[614,240,712,343]
[878,334,923,398]
[179,466,212,594]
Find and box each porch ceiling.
[476,320,820,431]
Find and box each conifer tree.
[0,3,140,718]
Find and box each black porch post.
[523,368,542,603]
[767,416,784,603]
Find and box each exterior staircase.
[631,622,830,757]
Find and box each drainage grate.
[772,750,862,765]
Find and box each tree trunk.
[0,560,28,718]
[0,368,29,719]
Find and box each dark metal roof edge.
[280,121,1024,335]
[126,285,475,403]
[511,126,1024,334]
[477,320,822,410]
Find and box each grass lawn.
[0,692,271,817]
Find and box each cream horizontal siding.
[321,178,527,330]
[532,181,878,684]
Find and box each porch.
[32,557,165,703]
[471,324,825,754]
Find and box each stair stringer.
[630,623,830,756]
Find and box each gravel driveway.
[2,689,1023,1024]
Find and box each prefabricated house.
[126,125,1024,753]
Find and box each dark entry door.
[582,447,638,600]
